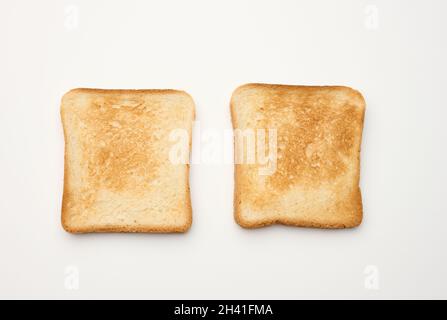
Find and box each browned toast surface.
[61,88,195,233]
[231,83,365,228]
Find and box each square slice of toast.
[231,83,365,229]
[61,88,195,233]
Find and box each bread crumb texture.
[231,84,365,229]
[61,89,195,233]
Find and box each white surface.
[0,0,446,299]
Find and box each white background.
[1,0,446,299]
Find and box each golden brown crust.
[61,88,194,233]
[231,83,365,229]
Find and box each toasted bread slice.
[231,83,365,229]
[61,88,195,233]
